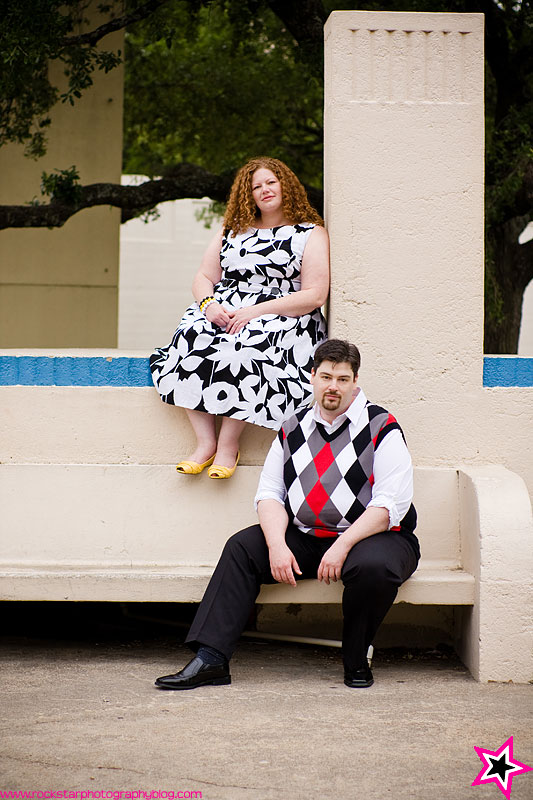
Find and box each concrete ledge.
[260,565,475,604]
[1,352,533,387]
[0,463,473,605]
[483,356,533,387]
[457,465,533,683]
[0,462,470,601]
[0,353,152,387]
[0,563,475,605]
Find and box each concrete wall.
[1,10,532,666]
[324,11,533,502]
[0,7,123,348]
[118,188,217,349]
[1,351,531,512]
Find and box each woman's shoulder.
[293,221,327,235]
[286,222,325,239]
[225,222,325,241]
[299,223,328,243]
[224,227,256,240]
[294,221,318,230]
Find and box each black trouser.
[186,523,420,670]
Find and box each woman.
[150,156,329,478]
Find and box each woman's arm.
[224,226,330,335]
[191,229,223,301]
[191,229,233,328]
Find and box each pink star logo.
[472,736,532,799]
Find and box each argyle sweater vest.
[279,403,414,538]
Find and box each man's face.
[310,360,358,419]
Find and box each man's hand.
[317,537,350,584]
[269,542,302,587]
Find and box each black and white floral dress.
[150,223,327,430]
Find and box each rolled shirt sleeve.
[254,435,286,510]
[367,428,414,528]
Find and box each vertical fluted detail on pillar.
[351,27,473,104]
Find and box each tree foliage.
[0,0,152,157]
[0,0,531,351]
[123,2,324,186]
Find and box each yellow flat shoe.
[207,452,240,480]
[176,455,215,475]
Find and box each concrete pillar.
[0,9,123,348]
[324,11,484,408]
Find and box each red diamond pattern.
[313,442,335,477]
[306,479,329,517]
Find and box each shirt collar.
[311,387,367,431]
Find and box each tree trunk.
[484,216,533,353]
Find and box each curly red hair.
[222,157,323,235]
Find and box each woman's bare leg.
[214,417,247,468]
[184,409,217,464]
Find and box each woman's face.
[251,168,283,216]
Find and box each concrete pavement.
[1,611,532,800]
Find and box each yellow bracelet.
[200,297,216,314]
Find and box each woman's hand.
[224,306,261,335]
[204,301,232,328]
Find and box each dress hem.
[158,393,285,431]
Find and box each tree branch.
[0,162,325,229]
[0,164,231,230]
[62,0,172,48]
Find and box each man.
[155,339,420,690]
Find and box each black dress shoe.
[344,663,374,688]
[155,656,231,690]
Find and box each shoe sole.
[155,676,231,690]
[343,678,374,688]
[175,456,215,475]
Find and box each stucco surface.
[0,11,123,348]
[1,379,531,511]
[324,12,532,505]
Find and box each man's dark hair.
[313,339,361,377]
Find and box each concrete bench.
[1,459,531,682]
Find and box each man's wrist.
[334,532,357,554]
[267,539,289,552]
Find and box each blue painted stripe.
[0,355,532,387]
[483,357,533,387]
[0,356,153,387]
